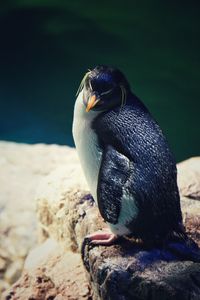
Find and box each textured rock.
[34,168,200,300]
[7,189,200,300]
[177,157,200,200]
[3,239,91,300]
[37,188,105,252]
[1,141,200,300]
[177,158,200,247]
[181,197,200,247]
[0,141,86,294]
[82,238,200,300]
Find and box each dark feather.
[97,145,131,224]
[92,94,182,241]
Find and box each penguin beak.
[86,94,100,112]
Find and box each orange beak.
[86,94,100,112]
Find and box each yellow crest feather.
[76,71,91,96]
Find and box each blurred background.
[0,0,199,162]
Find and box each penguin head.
[77,65,130,112]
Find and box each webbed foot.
[86,228,118,245]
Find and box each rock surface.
[3,190,99,300]
[5,239,91,300]
[82,238,200,300]
[6,176,200,300]
[1,142,200,300]
[0,141,87,295]
[177,157,200,200]
[37,187,104,252]
[181,197,200,247]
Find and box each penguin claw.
[86,230,118,245]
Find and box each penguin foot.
[86,229,118,245]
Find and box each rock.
[177,157,200,200]
[0,257,7,272]
[3,238,91,300]
[35,168,200,300]
[177,157,200,246]
[37,188,104,252]
[33,156,199,300]
[181,197,200,247]
[1,141,200,300]
[0,281,10,297]
[8,188,200,300]
[82,239,200,300]
[4,260,24,285]
[36,187,200,299]
[3,185,104,299]
[24,238,58,271]
[0,141,86,294]
[80,195,200,299]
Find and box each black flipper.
[97,145,131,224]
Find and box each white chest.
[72,92,103,201]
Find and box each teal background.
[0,0,199,162]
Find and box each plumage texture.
[92,95,182,242]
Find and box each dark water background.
[0,0,200,162]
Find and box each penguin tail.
[165,225,200,263]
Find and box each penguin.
[72,65,192,248]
